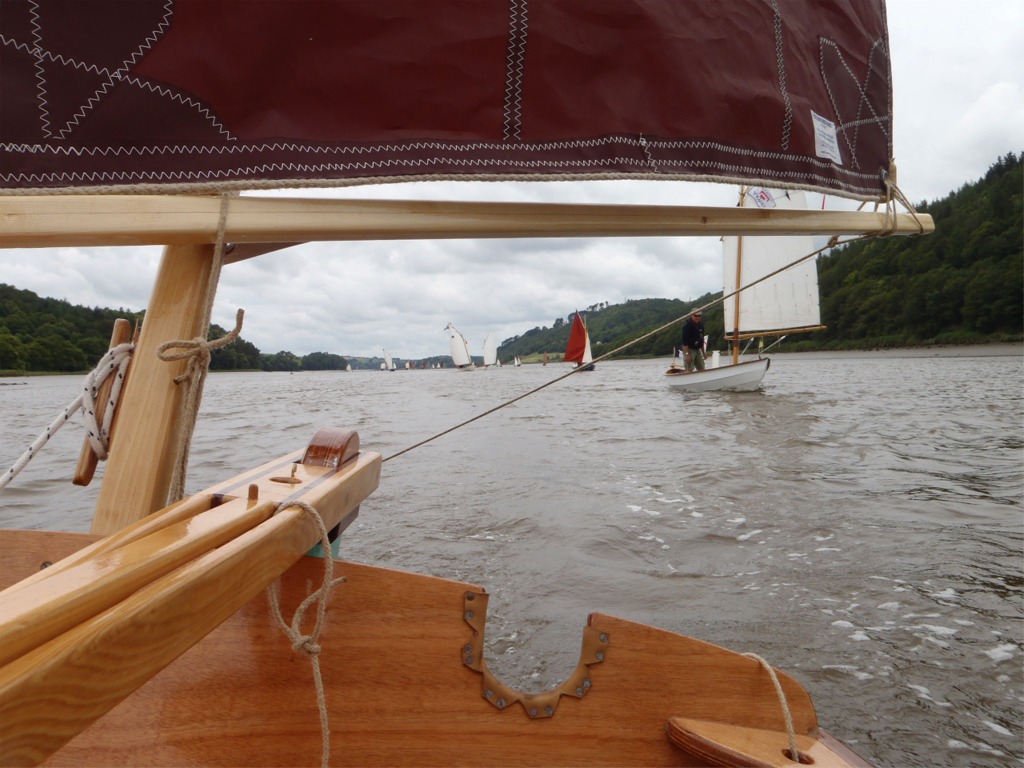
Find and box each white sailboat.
[666,187,824,392]
[482,332,498,368]
[445,323,476,370]
[514,356,522,367]
[382,349,396,372]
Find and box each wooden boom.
[0,195,934,254]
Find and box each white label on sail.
[811,111,843,164]
[746,187,777,209]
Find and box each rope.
[267,500,347,768]
[155,192,241,505]
[0,342,134,490]
[742,652,801,763]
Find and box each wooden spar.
[73,318,133,486]
[0,195,934,251]
[731,324,826,340]
[90,243,218,534]
[731,188,746,366]
[0,441,381,766]
[732,234,744,366]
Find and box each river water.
[1,347,1022,767]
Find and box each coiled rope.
[0,342,134,490]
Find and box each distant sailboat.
[514,356,521,367]
[482,332,498,368]
[445,323,476,370]
[565,311,595,371]
[665,186,824,392]
[382,349,396,372]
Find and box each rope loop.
[156,306,244,504]
[0,341,134,490]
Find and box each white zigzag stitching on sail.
[52,0,175,140]
[1,1,233,142]
[0,152,878,194]
[27,1,51,140]
[503,0,528,142]
[646,138,882,182]
[3,135,651,157]
[770,0,794,151]
[818,36,891,171]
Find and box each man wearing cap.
[681,312,706,372]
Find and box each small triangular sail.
[722,188,822,338]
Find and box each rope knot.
[294,636,321,655]
[155,306,243,504]
[266,499,343,768]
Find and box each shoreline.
[766,342,1023,360]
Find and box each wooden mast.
[731,187,748,366]
[91,243,219,534]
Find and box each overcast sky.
[2,0,1021,361]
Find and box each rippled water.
[2,347,1022,767]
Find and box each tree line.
[0,293,350,374]
[1,152,1020,374]
[499,152,1022,359]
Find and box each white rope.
[0,342,134,490]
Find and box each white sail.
[722,188,821,336]
[383,349,395,371]
[482,332,498,367]
[445,323,474,369]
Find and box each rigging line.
[384,231,876,465]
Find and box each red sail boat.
[564,311,595,371]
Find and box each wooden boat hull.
[1,528,867,767]
[664,358,770,392]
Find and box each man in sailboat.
[681,312,706,372]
